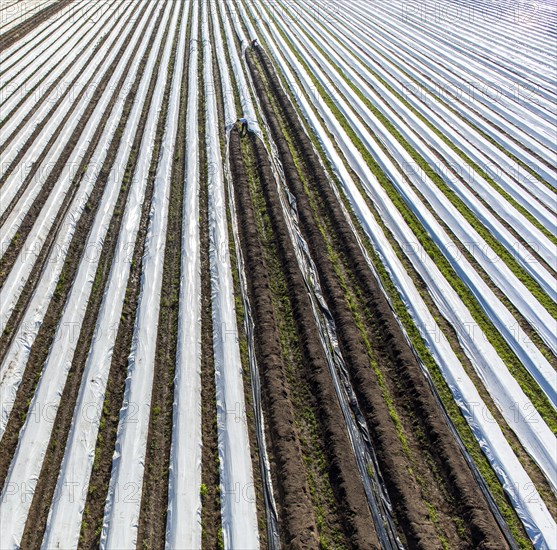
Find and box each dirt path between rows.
[198,41,223,550]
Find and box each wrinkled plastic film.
[213,2,281,546]
[243,1,557,546]
[100,2,183,547]
[202,0,260,547]
[0,3,163,549]
[166,1,203,547]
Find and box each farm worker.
[238,117,249,137]
[251,38,258,48]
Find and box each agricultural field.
[0,0,555,548]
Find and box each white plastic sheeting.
[351,0,556,125]
[40,4,164,548]
[0,0,153,437]
[217,0,259,135]
[202,0,259,546]
[269,3,557,396]
[0,2,127,194]
[339,0,557,185]
[0,4,163,549]
[0,0,137,333]
[0,0,98,84]
[308,4,557,222]
[0,3,117,141]
[395,0,555,73]
[100,1,186,547]
[345,2,556,163]
[165,2,202,547]
[0,0,58,32]
[287,0,556,281]
[215,3,281,546]
[0,0,80,60]
[354,0,556,116]
[241,1,557,546]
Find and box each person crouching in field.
[238,117,249,137]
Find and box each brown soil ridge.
[248,45,510,550]
[229,127,319,549]
[247,130,381,549]
[197,31,222,548]
[0,0,76,51]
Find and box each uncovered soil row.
[248,46,510,549]
[135,1,191,546]
[0,0,76,51]
[247,131,381,549]
[0,3,166,544]
[228,127,319,549]
[198,43,223,549]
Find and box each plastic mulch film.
[99,2,183,548]
[202,0,259,547]
[241,1,557,547]
[0,3,165,549]
[166,1,203,548]
[214,2,281,547]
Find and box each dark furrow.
[198,40,222,548]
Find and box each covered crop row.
[0,0,554,548]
